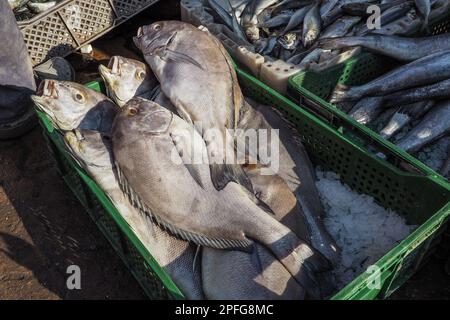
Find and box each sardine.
[258,13,291,28]
[318,33,450,61]
[319,16,361,39]
[303,1,322,48]
[348,96,385,125]
[31,80,119,133]
[396,99,450,152]
[113,98,331,298]
[283,4,312,34]
[331,50,450,102]
[383,78,450,106]
[134,21,252,192]
[207,0,233,29]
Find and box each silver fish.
[64,129,204,299]
[320,16,361,39]
[208,0,233,29]
[112,98,331,299]
[258,13,291,28]
[303,1,322,48]
[283,4,312,34]
[348,96,385,125]
[31,80,119,133]
[383,78,450,106]
[331,50,450,102]
[134,21,251,192]
[379,100,434,139]
[396,99,450,152]
[99,56,159,107]
[318,33,450,61]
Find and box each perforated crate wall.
[19,0,160,66]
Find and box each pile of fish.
[200,0,447,69]
[318,31,450,177]
[9,0,60,21]
[32,21,344,299]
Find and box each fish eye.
[136,70,146,80]
[74,92,85,103]
[153,24,161,31]
[127,107,138,116]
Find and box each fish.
[63,129,204,299]
[318,33,450,61]
[348,96,385,125]
[202,165,312,300]
[330,50,450,103]
[382,78,450,107]
[99,56,159,107]
[415,0,431,31]
[112,98,331,299]
[302,1,322,48]
[319,0,340,20]
[379,100,434,139]
[258,13,291,28]
[282,4,312,34]
[278,32,300,50]
[202,243,306,300]
[8,0,29,11]
[133,21,252,192]
[31,80,119,133]
[207,0,233,29]
[298,48,325,69]
[27,0,56,13]
[237,99,341,266]
[242,0,279,27]
[396,99,450,152]
[228,0,251,43]
[354,1,414,36]
[319,16,361,39]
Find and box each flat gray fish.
[112,98,331,299]
[99,56,159,107]
[134,21,251,192]
[237,99,341,266]
[382,78,450,107]
[64,129,204,299]
[415,0,431,31]
[348,96,385,125]
[318,33,450,61]
[331,50,450,102]
[319,16,361,39]
[202,165,312,300]
[303,1,322,47]
[31,80,119,134]
[202,243,306,299]
[396,99,450,152]
[379,100,434,139]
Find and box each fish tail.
[210,163,254,192]
[379,111,411,139]
[273,237,332,299]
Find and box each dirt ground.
[0,0,449,300]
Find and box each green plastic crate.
[287,12,450,183]
[36,66,450,300]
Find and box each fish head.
[99,56,157,107]
[115,98,173,138]
[32,80,107,131]
[278,33,299,50]
[134,21,186,54]
[245,25,260,43]
[64,130,114,169]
